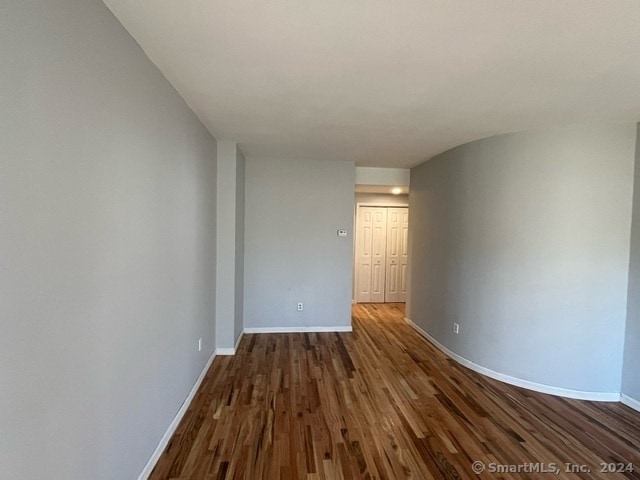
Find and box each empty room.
[3,1,640,479]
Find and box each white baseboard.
[243,325,352,334]
[137,349,217,480]
[405,317,621,402]
[621,394,640,412]
[234,329,244,350]
[215,347,235,355]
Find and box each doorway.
[354,205,409,303]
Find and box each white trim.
[621,394,640,412]
[138,349,217,480]
[243,326,352,334]
[215,347,235,355]
[405,317,621,402]
[234,329,244,351]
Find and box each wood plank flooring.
[149,303,640,479]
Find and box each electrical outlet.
[198,338,202,351]
[453,323,459,334]
[297,302,304,311]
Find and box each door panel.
[398,208,409,302]
[355,207,373,302]
[369,208,387,302]
[385,207,408,303]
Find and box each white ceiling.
[103,0,640,168]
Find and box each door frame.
[353,202,409,304]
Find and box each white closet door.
[369,208,387,303]
[355,207,373,302]
[355,207,387,303]
[384,208,408,302]
[355,206,407,303]
[384,208,402,302]
[398,208,409,302]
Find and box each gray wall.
[215,141,243,349]
[355,193,409,205]
[244,157,354,329]
[234,147,246,342]
[623,124,640,403]
[0,1,218,479]
[355,167,410,186]
[409,124,636,393]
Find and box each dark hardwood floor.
[149,303,640,479]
